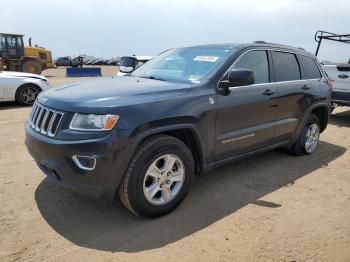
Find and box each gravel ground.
[0,67,349,262]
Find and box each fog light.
[72,155,96,171]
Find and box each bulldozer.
[0,33,54,74]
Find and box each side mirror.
[119,57,138,73]
[219,69,255,90]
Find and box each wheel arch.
[129,124,205,174]
[21,57,45,72]
[292,102,330,142]
[21,56,40,64]
[310,105,329,133]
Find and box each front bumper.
[25,122,127,200]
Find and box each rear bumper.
[331,91,350,106]
[25,122,128,200]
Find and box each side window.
[298,55,322,79]
[0,36,4,50]
[17,36,23,47]
[272,52,300,82]
[7,36,17,48]
[233,50,269,84]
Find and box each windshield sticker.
[193,56,219,62]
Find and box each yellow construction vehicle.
[0,33,54,74]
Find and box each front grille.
[28,102,63,137]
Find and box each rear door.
[297,54,324,98]
[215,49,278,160]
[271,51,306,142]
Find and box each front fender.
[129,123,204,156]
[110,122,205,195]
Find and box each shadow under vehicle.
[35,141,346,252]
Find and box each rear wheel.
[118,135,194,218]
[22,60,42,74]
[288,114,320,156]
[16,84,41,106]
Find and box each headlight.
[69,113,119,131]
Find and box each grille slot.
[28,102,63,137]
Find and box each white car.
[0,71,51,105]
[323,64,350,107]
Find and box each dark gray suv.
[25,42,331,217]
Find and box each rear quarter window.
[298,55,322,79]
[272,51,300,82]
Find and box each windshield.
[131,47,233,84]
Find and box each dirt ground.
[0,67,349,262]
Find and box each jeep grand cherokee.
[25,42,331,217]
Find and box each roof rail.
[253,41,304,51]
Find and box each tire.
[288,114,320,156]
[16,84,41,106]
[118,135,195,218]
[22,60,42,74]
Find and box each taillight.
[329,78,334,91]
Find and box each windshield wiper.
[139,76,167,81]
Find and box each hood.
[39,76,192,113]
[0,71,47,81]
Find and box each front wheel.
[288,114,320,156]
[118,135,194,218]
[16,84,41,106]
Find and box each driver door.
[215,50,278,160]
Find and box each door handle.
[262,89,275,96]
[302,85,311,90]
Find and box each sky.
[2,0,349,62]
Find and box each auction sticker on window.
[193,56,219,62]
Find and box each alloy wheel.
[20,87,39,105]
[305,123,319,153]
[143,154,185,205]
